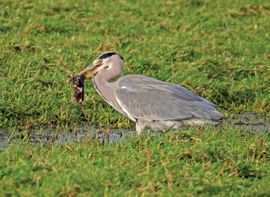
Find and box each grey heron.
[74,51,222,134]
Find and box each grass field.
[1,0,270,196]
[1,128,270,196]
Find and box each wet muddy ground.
[223,112,270,133]
[0,126,135,150]
[0,113,269,149]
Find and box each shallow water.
[0,113,269,149]
[224,112,270,133]
[0,126,135,149]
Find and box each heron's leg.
[135,119,147,135]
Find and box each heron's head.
[77,51,124,79]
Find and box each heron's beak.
[77,63,99,79]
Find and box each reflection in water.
[0,113,269,149]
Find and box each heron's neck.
[92,73,124,114]
[92,73,115,102]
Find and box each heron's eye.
[94,59,102,66]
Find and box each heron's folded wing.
[115,75,221,121]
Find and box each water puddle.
[224,112,270,133]
[0,113,269,149]
[0,126,135,150]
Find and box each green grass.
[1,128,270,196]
[1,0,270,196]
[0,0,270,128]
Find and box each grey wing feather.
[115,75,222,121]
